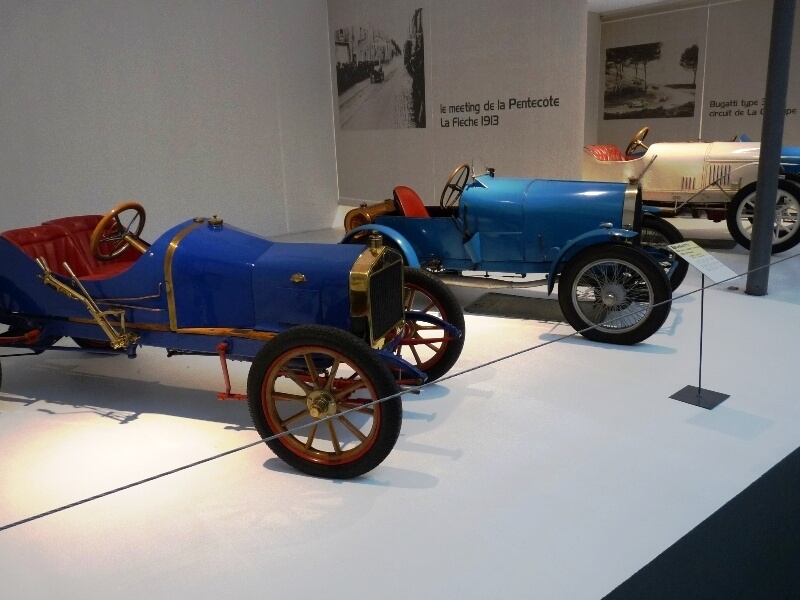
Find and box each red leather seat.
[585,144,628,162]
[393,186,429,217]
[1,224,94,278]
[45,215,137,277]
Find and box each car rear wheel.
[558,244,672,345]
[247,325,402,479]
[396,267,465,383]
[726,179,800,254]
[72,337,119,351]
[640,214,689,290]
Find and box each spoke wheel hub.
[600,283,626,307]
[307,389,338,419]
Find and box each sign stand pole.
[668,244,731,409]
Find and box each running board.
[436,273,549,290]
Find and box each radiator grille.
[681,176,696,191]
[368,253,404,341]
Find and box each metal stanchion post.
[668,248,732,409]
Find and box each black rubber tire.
[640,214,689,290]
[726,179,800,254]
[246,325,402,479]
[784,173,800,188]
[72,337,119,351]
[400,267,465,382]
[558,244,672,345]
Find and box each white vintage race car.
[583,127,800,253]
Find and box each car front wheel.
[397,267,465,383]
[558,244,672,345]
[247,325,402,479]
[726,179,800,253]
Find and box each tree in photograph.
[630,53,642,83]
[405,8,425,128]
[680,44,699,87]
[630,42,662,94]
[606,46,629,93]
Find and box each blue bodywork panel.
[0,216,370,360]
[252,242,361,333]
[461,177,626,265]
[341,225,421,268]
[782,146,800,175]
[361,217,465,266]
[170,223,271,329]
[353,174,637,281]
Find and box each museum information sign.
[668,241,739,283]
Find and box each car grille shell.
[349,245,404,346]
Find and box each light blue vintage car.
[343,164,680,346]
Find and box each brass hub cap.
[600,283,626,307]
[307,390,338,419]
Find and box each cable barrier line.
[1,251,797,533]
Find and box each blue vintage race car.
[344,164,681,345]
[0,202,464,479]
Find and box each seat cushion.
[44,215,137,276]
[585,144,628,162]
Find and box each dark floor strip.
[605,444,800,600]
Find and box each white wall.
[329,0,590,207]
[8,0,797,238]
[585,11,601,146]
[0,0,338,237]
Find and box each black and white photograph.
[604,40,699,120]
[332,5,425,130]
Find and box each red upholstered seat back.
[585,144,628,162]
[0,224,94,277]
[393,185,429,217]
[44,215,138,272]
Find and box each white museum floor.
[1,218,799,599]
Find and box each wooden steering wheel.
[90,201,148,261]
[440,164,471,208]
[625,126,650,155]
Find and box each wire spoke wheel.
[558,245,671,345]
[573,261,651,330]
[247,326,401,479]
